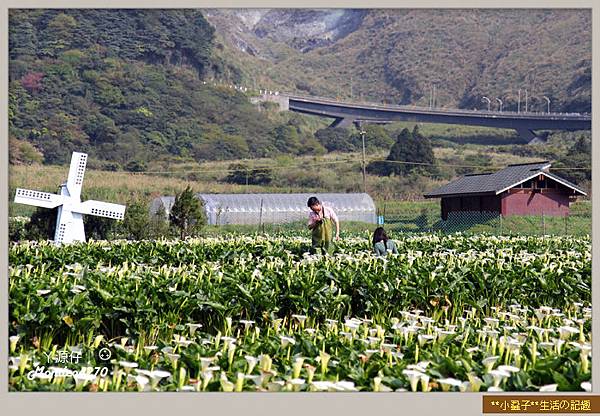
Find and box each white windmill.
[14,152,126,244]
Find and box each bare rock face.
[205,9,367,54]
[253,9,367,50]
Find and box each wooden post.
[542,212,546,235]
[259,198,264,233]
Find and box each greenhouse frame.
[150,193,377,225]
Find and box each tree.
[314,128,354,152]
[83,114,119,145]
[554,134,591,184]
[23,207,58,240]
[299,136,327,155]
[46,13,78,40]
[121,199,171,240]
[122,200,151,240]
[169,186,206,238]
[272,125,301,154]
[368,126,437,176]
[568,135,591,156]
[350,125,394,151]
[151,203,172,238]
[9,17,37,58]
[42,13,78,56]
[225,163,273,186]
[125,160,147,172]
[84,214,118,240]
[20,72,44,94]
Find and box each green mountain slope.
[8,9,325,168]
[8,9,591,172]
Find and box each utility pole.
[517,89,521,113]
[525,89,528,112]
[360,126,367,193]
[350,76,353,100]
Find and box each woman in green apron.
[307,197,340,254]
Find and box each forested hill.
[9,10,324,169]
[8,9,592,171]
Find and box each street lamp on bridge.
[542,96,551,114]
[482,96,491,111]
[359,127,367,193]
[496,98,503,112]
[429,85,437,109]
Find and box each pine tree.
[386,126,436,175]
[367,126,437,176]
[385,128,413,175]
[123,200,151,240]
[410,125,437,175]
[169,186,206,239]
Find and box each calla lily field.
[8,234,591,392]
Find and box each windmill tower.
[14,152,126,244]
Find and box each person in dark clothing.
[372,227,398,256]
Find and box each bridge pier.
[250,94,289,111]
[515,128,549,144]
[329,117,355,129]
[331,118,391,129]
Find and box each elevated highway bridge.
[262,94,591,143]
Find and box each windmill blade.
[66,152,88,199]
[77,200,126,220]
[14,188,64,209]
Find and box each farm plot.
[8,234,591,392]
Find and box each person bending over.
[307,196,339,254]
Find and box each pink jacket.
[308,205,339,227]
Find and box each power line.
[129,156,590,176]
[134,158,357,175]
[366,159,591,170]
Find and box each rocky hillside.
[206,9,591,112]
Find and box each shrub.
[169,186,206,238]
[225,163,273,185]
